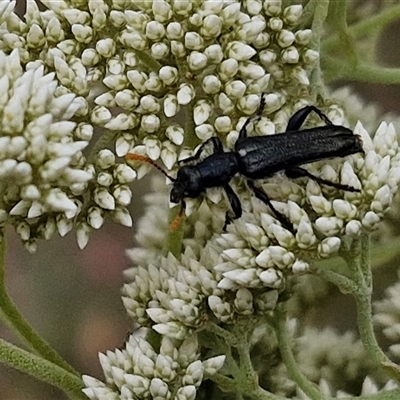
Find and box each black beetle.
[127,96,364,229]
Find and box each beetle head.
[170,166,202,203]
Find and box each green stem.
[309,0,330,100]
[323,57,400,84]
[0,338,86,399]
[317,267,357,294]
[275,308,323,400]
[323,4,400,51]
[0,236,79,376]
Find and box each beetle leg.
[285,166,360,192]
[223,184,242,228]
[286,105,333,131]
[237,94,267,142]
[247,181,294,231]
[179,137,224,166]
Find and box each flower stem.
[274,307,323,400]
[0,235,79,376]
[0,338,86,399]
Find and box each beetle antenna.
[126,153,175,181]
[170,201,185,231]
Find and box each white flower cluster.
[212,120,400,290]
[0,50,91,251]
[296,377,398,400]
[123,245,221,339]
[83,331,225,400]
[374,274,400,359]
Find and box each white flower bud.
[82,48,100,67]
[302,49,319,65]
[91,105,112,126]
[277,29,295,48]
[151,42,170,59]
[264,0,281,16]
[201,14,222,38]
[226,41,256,61]
[171,43,185,59]
[46,17,65,43]
[259,268,283,288]
[166,22,184,39]
[96,38,116,58]
[220,3,241,27]
[57,216,73,237]
[371,185,392,214]
[144,137,161,160]
[94,187,115,210]
[71,24,93,43]
[292,259,309,274]
[76,222,91,249]
[204,44,223,64]
[295,29,312,45]
[161,141,177,170]
[159,66,178,85]
[318,237,341,258]
[114,164,136,183]
[145,20,165,40]
[16,221,30,241]
[216,93,234,114]
[315,216,344,236]
[127,70,147,92]
[332,199,358,220]
[177,83,195,105]
[109,10,125,28]
[164,94,179,117]
[283,5,303,24]
[188,51,208,71]
[309,195,332,215]
[115,89,139,110]
[140,114,160,133]
[27,24,46,48]
[63,9,90,25]
[239,18,265,41]
[103,73,128,90]
[146,75,163,92]
[113,185,132,206]
[97,171,113,186]
[46,189,78,213]
[149,378,171,399]
[234,288,253,315]
[195,124,214,141]
[259,49,277,66]
[345,220,362,237]
[175,385,196,400]
[218,58,239,81]
[203,355,225,376]
[111,207,133,227]
[214,116,232,133]
[97,149,115,169]
[267,17,283,32]
[237,94,260,115]
[165,125,184,145]
[116,133,134,157]
[153,322,188,340]
[202,75,222,94]
[193,100,212,125]
[105,113,137,130]
[225,80,246,99]
[238,61,265,79]
[87,206,104,229]
[208,295,233,322]
[281,46,299,64]
[184,32,203,50]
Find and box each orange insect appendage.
[125,153,174,180]
[170,203,185,231]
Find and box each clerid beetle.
[127,95,364,230]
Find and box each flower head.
[82,329,225,400]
